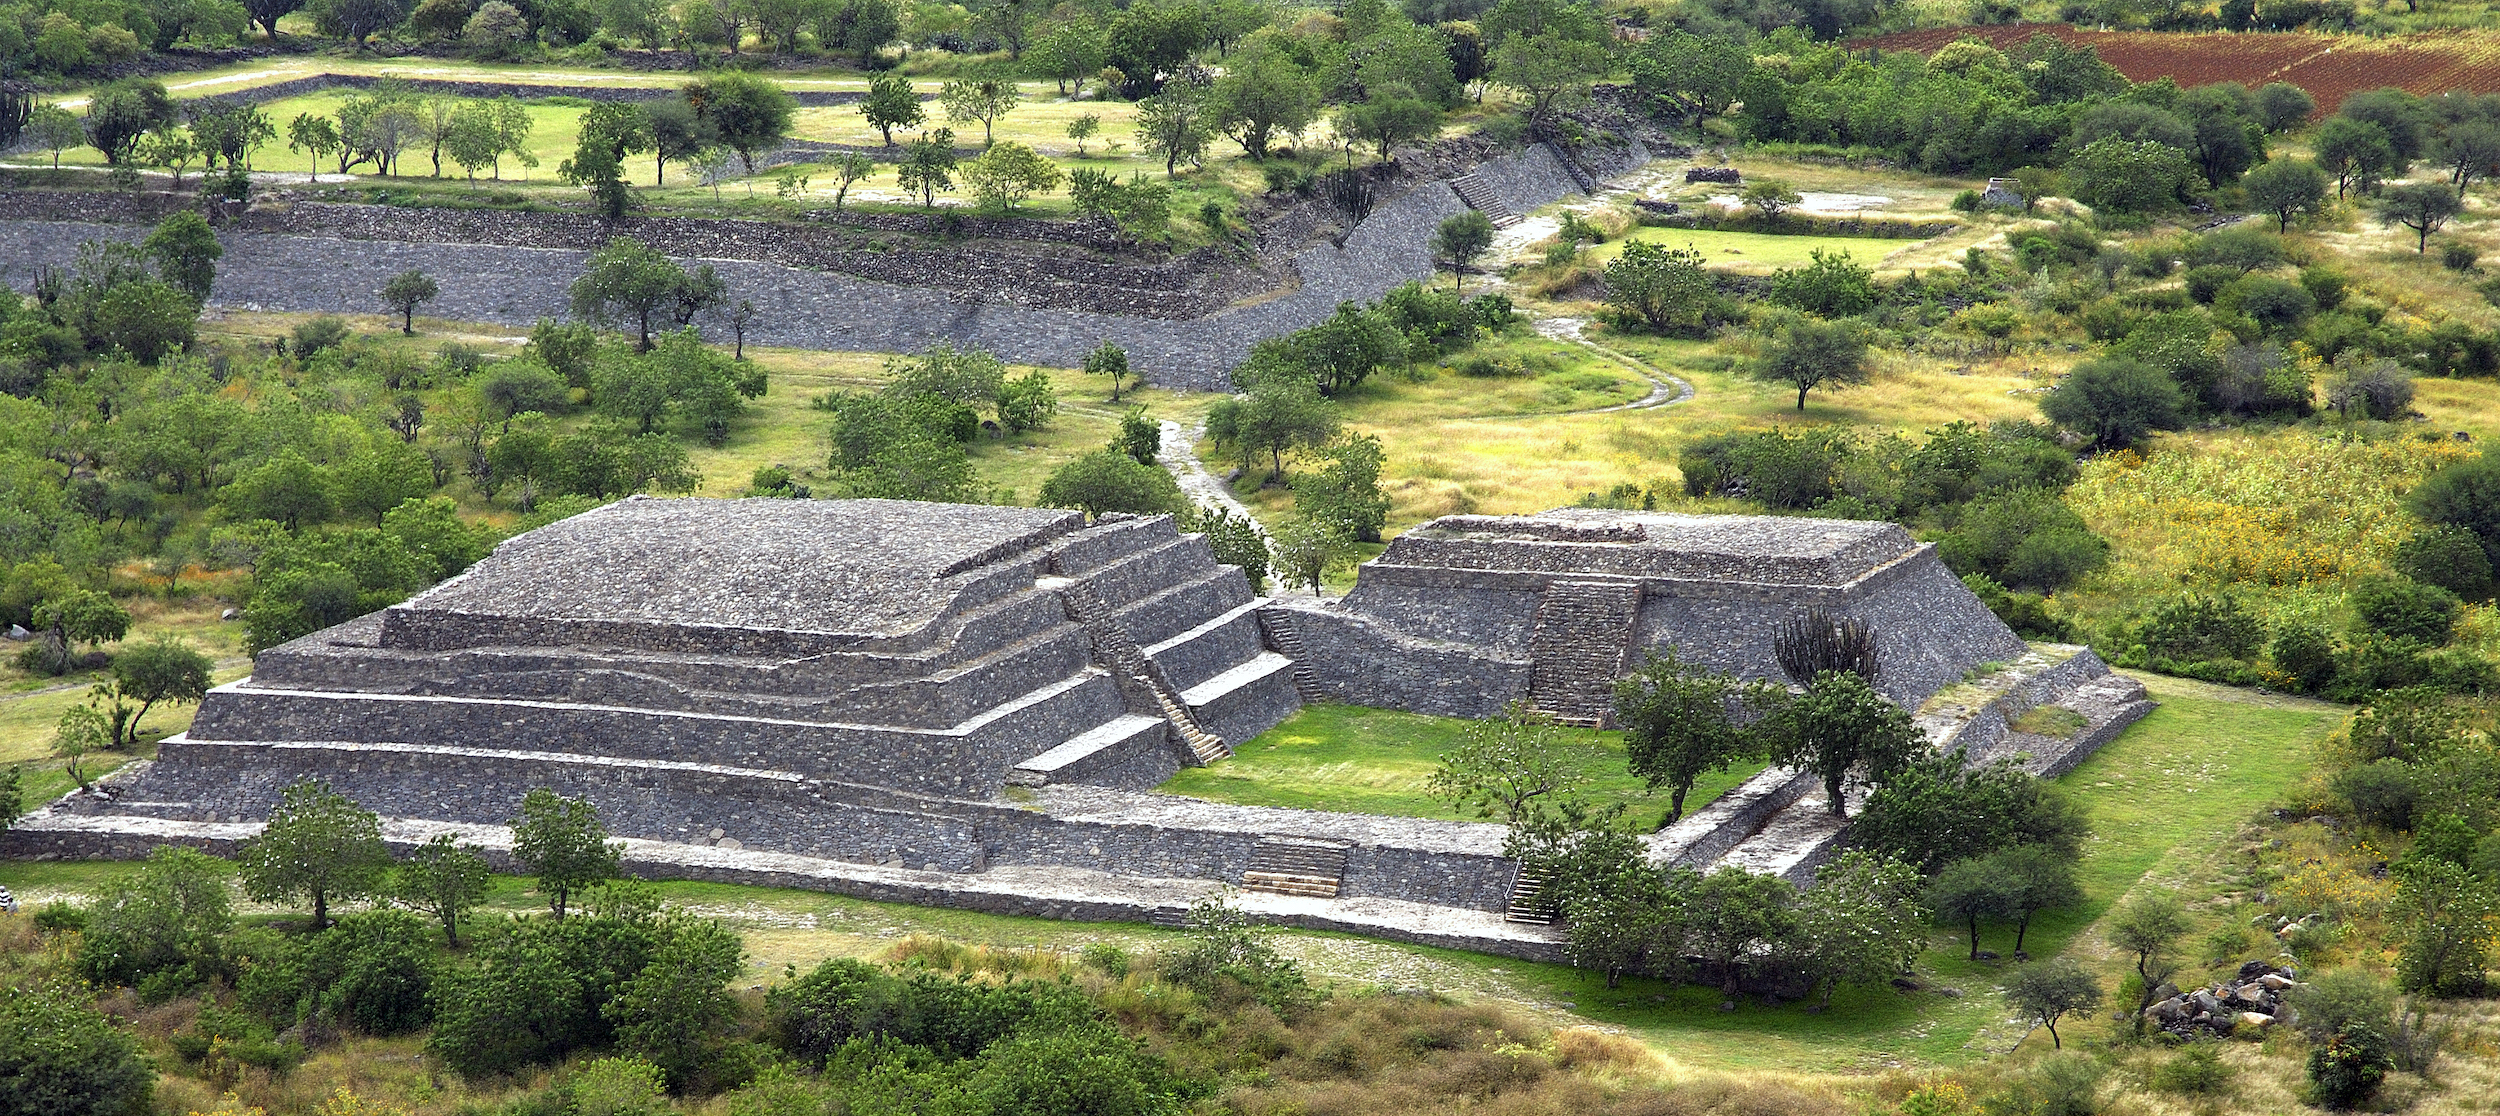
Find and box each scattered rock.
[2,624,26,641]
[1685,166,1741,184]
[219,608,239,621]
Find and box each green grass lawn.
[1592,226,1933,274]
[1158,703,1767,828]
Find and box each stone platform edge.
[0,811,1566,963]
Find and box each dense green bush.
[2392,525,2495,602]
[2332,759,2422,830]
[1679,428,1845,509]
[2349,575,2463,645]
[0,981,155,1116]
[2308,1023,2392,1110]
[1938,488,2108,592]
[2138,594,2265,663]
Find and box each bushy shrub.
[2443,242,2480,271]
[2349,575,2462,645]
[2269,622,2339,693]
[2152,1041,2230,1094]
[2184,264,2238,303]
[1679,428,1846,509]
[0,980,156,1116]
[2308,1023,2392,1111]
[2139,594,2265,662]
[1938,488,2108,593]
[2331,759,2421,830]
[1986,1051,2105,1116]
[2392,525,2495,601]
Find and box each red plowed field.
[1853,24,2500,110]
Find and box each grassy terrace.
[1158,703,1769,825]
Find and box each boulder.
[2191,990,2225,1014]
[2259,973,2297,991]
[2231,984,2272,1010]
[2236,1011,2275,1030]
[2,624,25,641]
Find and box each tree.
[381,269,440,335]
[2256,82,2316,133]
[100,637,211,748]
[142,210,221,304]
[1086,339,1132,401]
[1038,450,1184,517]
[829,152,875,211]
[1992,843,2083,956]
[2243,158,2329,232]
[511,787,622,916]
[2041,356,2186,451]
[1136,81,1217,175]
[1210,37,1320,159]
[77,845,233,989]
[30,105,84,170]
[963,140,1062,212]
[2107,890,2191,1034]
[1687,866,1798,998]
[1853,750,2090,872]
[2392,859,2495,995]
[2066,136,2198,214]
[861,74,923,146]
[31,589,130,676]
[2439,120,2500,197]
[570,237,687,350]
[1630,29,1751,125]
[0,981,156,1116]
[1206,375,1339,481]
[313,0,418,44]
[688,73,796,177]
[136,127,198,189]
[1742,178,1804,220]
[1067,114,1101,156]
[1116,406,1161,465]
[1427,702,1578,825]
[1788,850,1925,1009]
[1760,667,1925,816]
[52,704,110,793]
[560,102,651,217]
[1334,85,1439,163]
[939,78,1020,147]
[84,80,178,166]
[2004,960,2102,1048]
[896,128,960,207]
[883,339,1005,408]
[2380,181,2464,253]
[443,102,504,181]
[1752,316,1869,412]
[612,919,744,1087]
[645,96,716,186]
[1927,855,2020,961]
[1491,28,1610,124]
[996,369,1058,434]
[2315,117,2398,198]
[393,833,490,945]
[1270,513,1355,594]
[237,777,391,929]
[1430,211,1494,293]
[1614,650,1770,823]
[1604,241,1713,335]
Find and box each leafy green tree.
[861,74,924,146]
[1206,375,1339,481]
[222,448,336,529]
[996,369,1060,434]
[611,919,745,1087]
[1182,504,1270,592]
[30,104,84,170]
[1427,702,1577,825]
[31,588,131,676]
[2108,890,2192,1034]
[0,980,155,1116]
[52,704,111,792]
[238,776,392,928]
[2315,118,2397,198]
[2256,81,2316,133]
[84,80,178,166]
[825,394,976,502]
[1994,843,2084,955]
[2004,959,2103,1048]
[1086,339,1133,401]
[142,211,221,303]
[1687,866,1798,998]
[1852,749,2090,872]
[1630,29,1750,125]
[939,78,1020,147]
[1333,84,1439,163]
[333,441,437,526]
[394,833,491,946]
[1927,855,2020,961]
[512,787,623,917]
[1751,316,1869,412]
[78,845,233,988]
[100,636,211,748]
[2392,858,2495,994]
[0,767,19,831]
[687,73,795,177]
[829,152,875,211]
[1613,649,1771,823]
[2242,158,2330,233]
[1430,210,1494,293]
[380,269,440,334]
[884,340,1005,410]
[2041,356,2187,451]
[2412,453,2500,571]
[1766,248,1874,318]
[963,139,1062,212]
[897,128,960,207]
[1115,406,1159,465]
[2379,181,2464,253]
[1292,434,1389,543]
[559,102,653,218]
[1210,35,1320,159]
[1038,450,1185,517]
[1490,26,1609,124]
[2067,136,2199,213]
[1270,513,1355,594]
[1604,241,1712,336]
[1760,666,1922,817]
[2310,1023,2393,1111]
[1788,850,1925,1009]
[1136,79,1217,175]
[571,237,688,350]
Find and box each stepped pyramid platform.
[7,502,2149,958]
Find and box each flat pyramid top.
[1379,510,1917,585]
[400,497,1082,638]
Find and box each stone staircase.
[1241,837,1350,898]
[1526,580,1645,727]
[1254,606,1324,703]
[1448,173,1521,228]
[1503,866,1555,924]
[1538,137,1599,193]
[1052,578,1230,765]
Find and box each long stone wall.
[0,141,1603,388]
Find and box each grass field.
[1591,226,1937,274]
[0,673,2350,1077]
[1158,703,1768,827]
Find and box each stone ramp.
[1527,580,1644,726]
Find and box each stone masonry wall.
[0,142,1599,388]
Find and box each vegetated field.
[1857,24,2500,111]
[0,674,2349,1080]
[1591,226,1936,274]
[1159,703,1768,825]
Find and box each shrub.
[1938,489,2107,593]
[290,315,351,357]
[567,1056,671,1116]
[2152,1041,2230,1094]
[2348,575,2462,645]
[2392,525,2494,601]
[2221,275,2316,333]
[1987,1051,2105,1116]
[2331,759,2421,830]
[2443,242,2480,271]
[2308,1023,2392,1110]
[2290,969,2395,1042]
[2269,622,2339,693]
[2139,594,2265,662]
[1039,450,1185,518]
[2040,357,2185,451]
[2184,264,2238,303]
[1679,428,1846,509]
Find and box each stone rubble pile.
[2143,960,2303,1037]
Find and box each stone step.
[1504,868,1554,924]
[1527,580,1644,726]
[1448,173,1522,228]
[1179,652,1301,748]
[1242,837,1349,898]
[1005,713,1171,789]
[1149,905,1194,929]
[1142,600,1267,692]
[1253,606,1324,703]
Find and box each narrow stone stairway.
[1449,173,1521,227]
[1054,578,1231,764]
[1527,580,1645,726]
[1503,867,1555,924]
[1254,606,1325,702]
[1241,837,1351,898]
